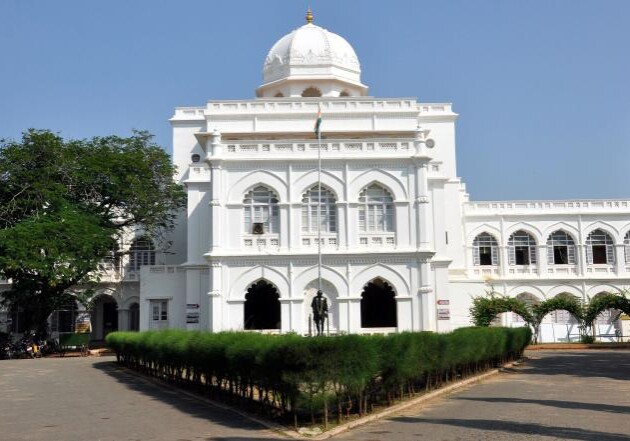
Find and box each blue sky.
[1,1,628,200]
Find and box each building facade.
[4,13,627,342]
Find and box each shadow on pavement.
[388,417,630,440]
[92,360,281,435]
[457,396,630,415]
[520,351,630,381]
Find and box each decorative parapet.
[171,100,454,120]
[465,199,630,215]
[222,139,414,156]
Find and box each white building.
[5,12,627,342]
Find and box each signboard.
[75,312,92,333]
[186,304,200,309]
[437,299,450,306]
[437,308,450,320]
[186,312,200,324]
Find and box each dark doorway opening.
[103,301,118,337]
[361,278,397,328]
[129,303,140,331]
[244,280,281,330]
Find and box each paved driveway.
[337,350,630,440]
[2,351,630,440]
[0,356,283,441]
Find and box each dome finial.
[306,7,313,24]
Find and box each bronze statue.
[311,290,328,336]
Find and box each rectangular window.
[515,246,530,265]
[479,247,493,265]
[553,246,569,264]
[592,245,608,264]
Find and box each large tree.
[0,129,186,332]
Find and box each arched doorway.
[360,278,397,328]
[91,295,118,341]
[591,292,622,342]
[244,280,281,330]
[539,293,581,343]
[129,303,140,332]
[304,280,338,334]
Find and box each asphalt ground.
[1,350,630,440]
[336,350,630,441]
[0,356,282,441]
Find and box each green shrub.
[107,327,529,426]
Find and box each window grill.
[358,184,394,233]
[129,237,156,271]
[243,186,279,234]
[472,232,499,266]
[301,186,337,233]
[586,229,614,264]
[547,231,576,265]
[508,230,537,265]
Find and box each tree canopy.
[0,129,186,332]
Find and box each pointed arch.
[466,224,502,244]
[244,279,281,330]
[542,222,579,241]
[360,277,397,328]
[350,169,407,201]
[584,222,619,242]
[472,232,500,266]
[547,285,583,299]
[227,170,287,202]
[546,230,577,265]
[229,265,289,300]
[507,230,537,266]
[507,285,546,300]
[586,229,615,265]
[350,263,409,297]
[294,265,348,297]
[293,169,344,201]
[504,223,544,244]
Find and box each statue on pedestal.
[311,290,328,336]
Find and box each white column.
[614,244,625,274]
[208,262,223,331]
[117,309,129,332]
[185,269,202,331]
[579,244,588,276]
[538,245,548,277]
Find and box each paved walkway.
[0,356,282,441]
[337,350,630,440]
[2,351,630,440]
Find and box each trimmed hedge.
[107,327,530,427]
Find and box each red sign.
[437,299,450,305]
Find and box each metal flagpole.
[317,112,322,293]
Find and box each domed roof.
[263,23,361,82]
[257,11,367,97]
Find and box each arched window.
[302,186,337,233]
[129,237,155,271]
[358,184,394,233]
[339,90,350,97]
[586,229,614,264]
[243,186,279,234]
[301,87,322,97]
[508,230,537,265]
[472,232,499,266]
[624,231,630,264]
[274,92,284,97]
[547,231,576,265]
